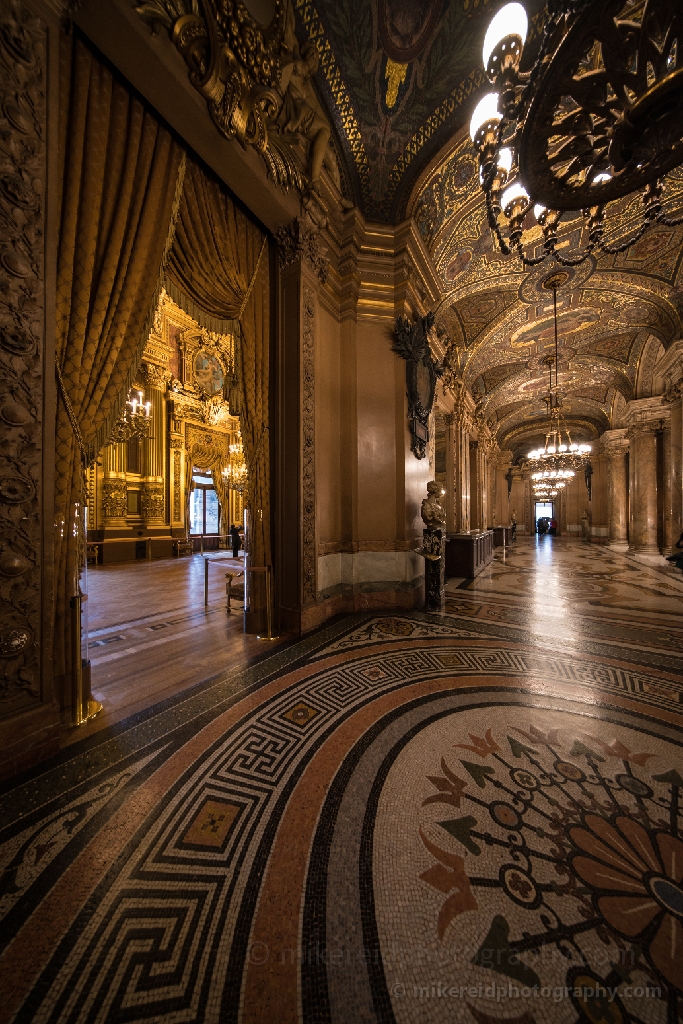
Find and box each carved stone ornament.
[276,217,328,283]
[392,311,441,459]
[141,483,165,521]
[0,1,46,709]
[134,0,327,195]
[101,479,127,520]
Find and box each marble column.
[627,422,662,563]
[602,429,629,552]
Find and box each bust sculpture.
[421,480,447,529]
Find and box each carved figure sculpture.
[581,508,590,542]
[277,9,340,191]
[421,480,447,529]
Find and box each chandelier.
[525,273,592,479]
[222,436,248,493]
[108,389,152,444]
[469,0,683,267]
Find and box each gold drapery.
[184,444,233,538]
[54,34,185,686]
[166,159,271,573]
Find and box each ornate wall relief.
[141,482,165,522]
[172,449,181,523]
[0,1,46,711]
[302,283,316,603]
[100,479,127,522]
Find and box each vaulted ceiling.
[299,0,683,455]
[294,0,546,221]
[416,135,683,457]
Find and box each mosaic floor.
[1,538,682,1024]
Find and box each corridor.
[1,539,682,1024]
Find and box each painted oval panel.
[378,0,443,63]
[194,351,224,396]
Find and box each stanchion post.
[204,558,209,607]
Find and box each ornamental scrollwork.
[0,1,46,708]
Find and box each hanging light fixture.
[222,433,248,492]
[108,389,152,444]
[525,272,592,472]
[470,0,683,266]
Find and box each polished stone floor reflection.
[0,539,681,1024]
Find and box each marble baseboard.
[301,581,424,633]
[318,550,423,594]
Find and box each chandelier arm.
[520,252,549,266]
[551,246,593,267]
[658,212,683,227]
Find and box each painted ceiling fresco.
[412,133,683,459]
[294,0,546,221]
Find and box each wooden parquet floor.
[63,553,283,747]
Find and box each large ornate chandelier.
[525,273,592,482]
[222,436,248,493]
[470,0,683,266]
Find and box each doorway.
[535,501,554,533]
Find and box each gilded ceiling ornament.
[384,59,407,109]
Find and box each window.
[190,471,219,535]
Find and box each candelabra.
[108,389,152,444]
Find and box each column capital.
[276,215,328,283]
[627,420,661,439]
[600,428,629,455]
[624,396,669,430]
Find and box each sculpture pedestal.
[420,528,445,610]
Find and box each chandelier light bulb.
[498,147,513,174]
[501,181,529,213]
[558,444,567,452]
[533,203,546,221]
[482,3,528,70]
[469,92,501,142]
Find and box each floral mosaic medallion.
[373,705,683,1024]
